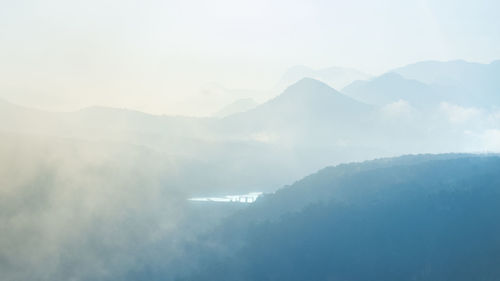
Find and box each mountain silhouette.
[342,72,441,108]
[184,154,500,281]
[392,60,500,107]
[278,65,372,91]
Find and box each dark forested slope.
[184,154,500,281]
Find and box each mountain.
[182,154,500,281]
[0,73,487,196]
[226,78,372,131]
[1,69,495,195]
[277,65,372,91]
[9,78,363,143]
[0,96,347,194]
[260,77,370,114]
[203,78,390,192]
[0,97,214,145]
[342,72,442,107]
[216,78,383,165]
[342,60,500,109]
[213,98,258,117]
[392,60,500,107]
[393,60,500,85]
[0,97,67,135]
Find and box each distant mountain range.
[220,59,500,117]
[0,60,499,194]
[213,98,258,118]
[342,72,440,107]
[211,65,371,117]
[343,60,500,108]
[277,65,372,91]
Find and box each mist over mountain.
[342,72,441,108]
[393,60,500,86]
[213,98,258,117]
[343,60,500,108]
[277,65,372,92]
[392,60,500,107]
[0,133,188,281]
[1,59,500,281]
[2,0,500,279]
[2,67,499,194]
[223,78,372,134]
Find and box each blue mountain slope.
[181,154,500,281]
[392,60,500,107]
[342,72,441,107]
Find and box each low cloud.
[440,102,482,124]
[480,129,500,152]
[381,100,414,117]
[0,134,189,281]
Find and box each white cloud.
[439,102,481,123]
[481,129,500,152]
[487,110,500,126]
[251,132,277,143]
[381,100,414,117]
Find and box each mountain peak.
[377,71,405,80]
[262,77,369,114]
[278,66,372,91]
[284,77,338,95]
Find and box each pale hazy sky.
[1,0,499,116]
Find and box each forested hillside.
[182,155,500,281]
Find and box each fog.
[0,134,190,280]
[1,1,500,280]
[2,59,500,279]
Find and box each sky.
[0,0,499,116]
